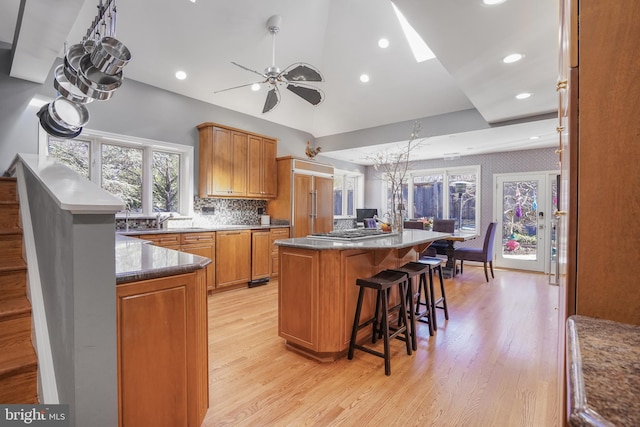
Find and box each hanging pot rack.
[84,0,118,43]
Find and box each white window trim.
[333,168,364,219]
[38,127,194,217]
[380,165,481,230]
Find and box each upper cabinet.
[197,123,277,198]
[247,135,277,198]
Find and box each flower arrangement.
[418,217,433,230]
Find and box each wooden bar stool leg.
[348,287,367,360]
[381,288,391,375]
[428,266,438,331]
[398,281,412,356]
[416,272,433,336]
[436,265,449,320]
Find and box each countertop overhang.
[115,234,211,284]
[118,224,289,236]
[274,229,451,250]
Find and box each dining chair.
[428,219,455,257]
[453,222,497,282]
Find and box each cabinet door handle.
[554,210,567,217]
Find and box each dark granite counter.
[115,234,211,284]
[566,315,640,426]
[274,229,451,250]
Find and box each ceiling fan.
[214,15,325,113]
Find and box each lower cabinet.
[270,228,290,278]
[215,230,251,288]
[180,232,216,292]
[116,270,208,427]
[251,230,271,282]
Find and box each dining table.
[437,231,478,277]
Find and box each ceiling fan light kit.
[214,14,325,113]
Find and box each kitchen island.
[274,229,450,361]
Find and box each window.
[40,128,193,216]
[333,169,363,218]
[383,165,480,231]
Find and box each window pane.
[153,151,180,212]
[333,175,343,216]
[101,144,143,211]
[345,176,355,216]
[47,137,90,178]
[412,174,443,219]
[448,173,477,231]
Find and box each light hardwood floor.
[203,266,560,427]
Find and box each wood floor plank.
[203,267,559,426]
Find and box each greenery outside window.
[382,165,480,231]
[39,128,193,216]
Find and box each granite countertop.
[274,229,451,250]
[566,315,640,426]
[115,234,211,284]
[119,224,289,236]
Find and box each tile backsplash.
[192,197,267,226]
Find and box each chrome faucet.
[156,213,174,229]
[125,204,130,232]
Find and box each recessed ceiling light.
[483,0,507,5]
[175,71,187,80]
[502,53,524,64]
[251,83,261,91]
[529,135,540,140]
[378,38,389,49]
[515,92,532,100]
[360,74,370,83]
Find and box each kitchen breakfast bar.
[274,229,450,361]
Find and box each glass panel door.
[495,173,547,272]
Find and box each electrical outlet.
[202,206,215,215]
[258,207,265,215]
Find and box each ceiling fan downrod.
[265,15,282,78]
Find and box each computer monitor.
[356,208,378,223]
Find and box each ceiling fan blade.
[281,63,324,82]
[263,86,280,113]
[214,82,262,94]
[286,83,324,106]
[231,61,267,78]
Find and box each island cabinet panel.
[116,269,208,427]
[136,233,181,250]
[278,245,419,361]
[215,230,251,288]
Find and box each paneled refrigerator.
[267,156,334,238]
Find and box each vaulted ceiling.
[1,0,559,163]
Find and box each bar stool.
[389,261,434,350]
[348,270,412,376]
[417,256,450,330]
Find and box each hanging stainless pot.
[53,65,93,104]
[90,37,131,75]
[63,43,86,87]
[78,53,123,91]
[37,104,82,139]
[48,96,90,131]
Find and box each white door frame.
[493,171,559,273]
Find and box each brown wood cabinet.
[116,269,208,427]
[270,228,289,277]
[197,122,277,199]
[180,232,216,292]
[248,135,277,198]
[215,230,251,288]
[135,233,181,250]
[267,156,334,238]
[558,1,640,423]
[251,230,271,282]
[137,232,216,291]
